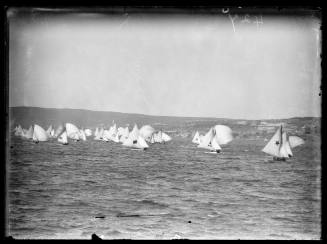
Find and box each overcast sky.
[8,9,321,119]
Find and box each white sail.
[50,129,55,137]
[211,136,222,151]
[198,127,221,152]
[122,137,133,146]
[79,129,87,141]
[288,136,305,148]
[46,125,53,137]
[102,129,110,141]
[262,125,282,157]
[58,131,68,145]
[119,127,130,143]
[155,131,164,143]
[84,129,92,137]
[136,135,149,148]
[99,128,104,139]
[213,125,233,145]
[192,131,200,144]
[112,131,120,143]
[129,124,139,142]
[279,132,292,158]
[162,132,172,142]
[54,125,64,138]
[15,125,23,136]
[122,124,148,149]
[25,126,34,139]
[33,124,49,142]
[139,125,156,141]
[150,134,155,144]
[198,128,214,149]
[65,123,80,140]
[94,128,99,137]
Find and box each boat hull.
[273,157,287,161]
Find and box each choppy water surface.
[8,131,321,239]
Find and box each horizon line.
[9,105,321,121]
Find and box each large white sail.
[288,136,305,148]
[66,123,80,140]
[213,125,233,145]
[58,131,68,145]
[33,124,49,142]
[262,125,283,157]
[198,128,214,149]
[139,125,156,142]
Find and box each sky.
[8,8,321,119]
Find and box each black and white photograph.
[6,6,321,239]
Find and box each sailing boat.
[161,132,172,142]
[14,125,23,136]
[79,129,87,141]
[32,124,49,143]
[24,125,34,139]
[139,125,156,142]
[58,131,68,145]
[46,125,53,138]
[262,124,305,161]
[118,126,129,143]
[197,125,233,153]
[192,131,202,144]
[122,124,149,150]
[84,128,92,137]
[65,123,80,141]
[54,125,64,138]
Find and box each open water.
[7,128,321,239]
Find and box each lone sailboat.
[262,124,305,161]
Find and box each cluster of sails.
[13,122,172,150]
[14,122,305,160]
[191,124,304,160]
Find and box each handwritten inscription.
[228,14,264,33]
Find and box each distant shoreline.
[8,106,321,121]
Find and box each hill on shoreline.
[8,106,320,132]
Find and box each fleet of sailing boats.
[13,122,173,150]
[13,122,305,159]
